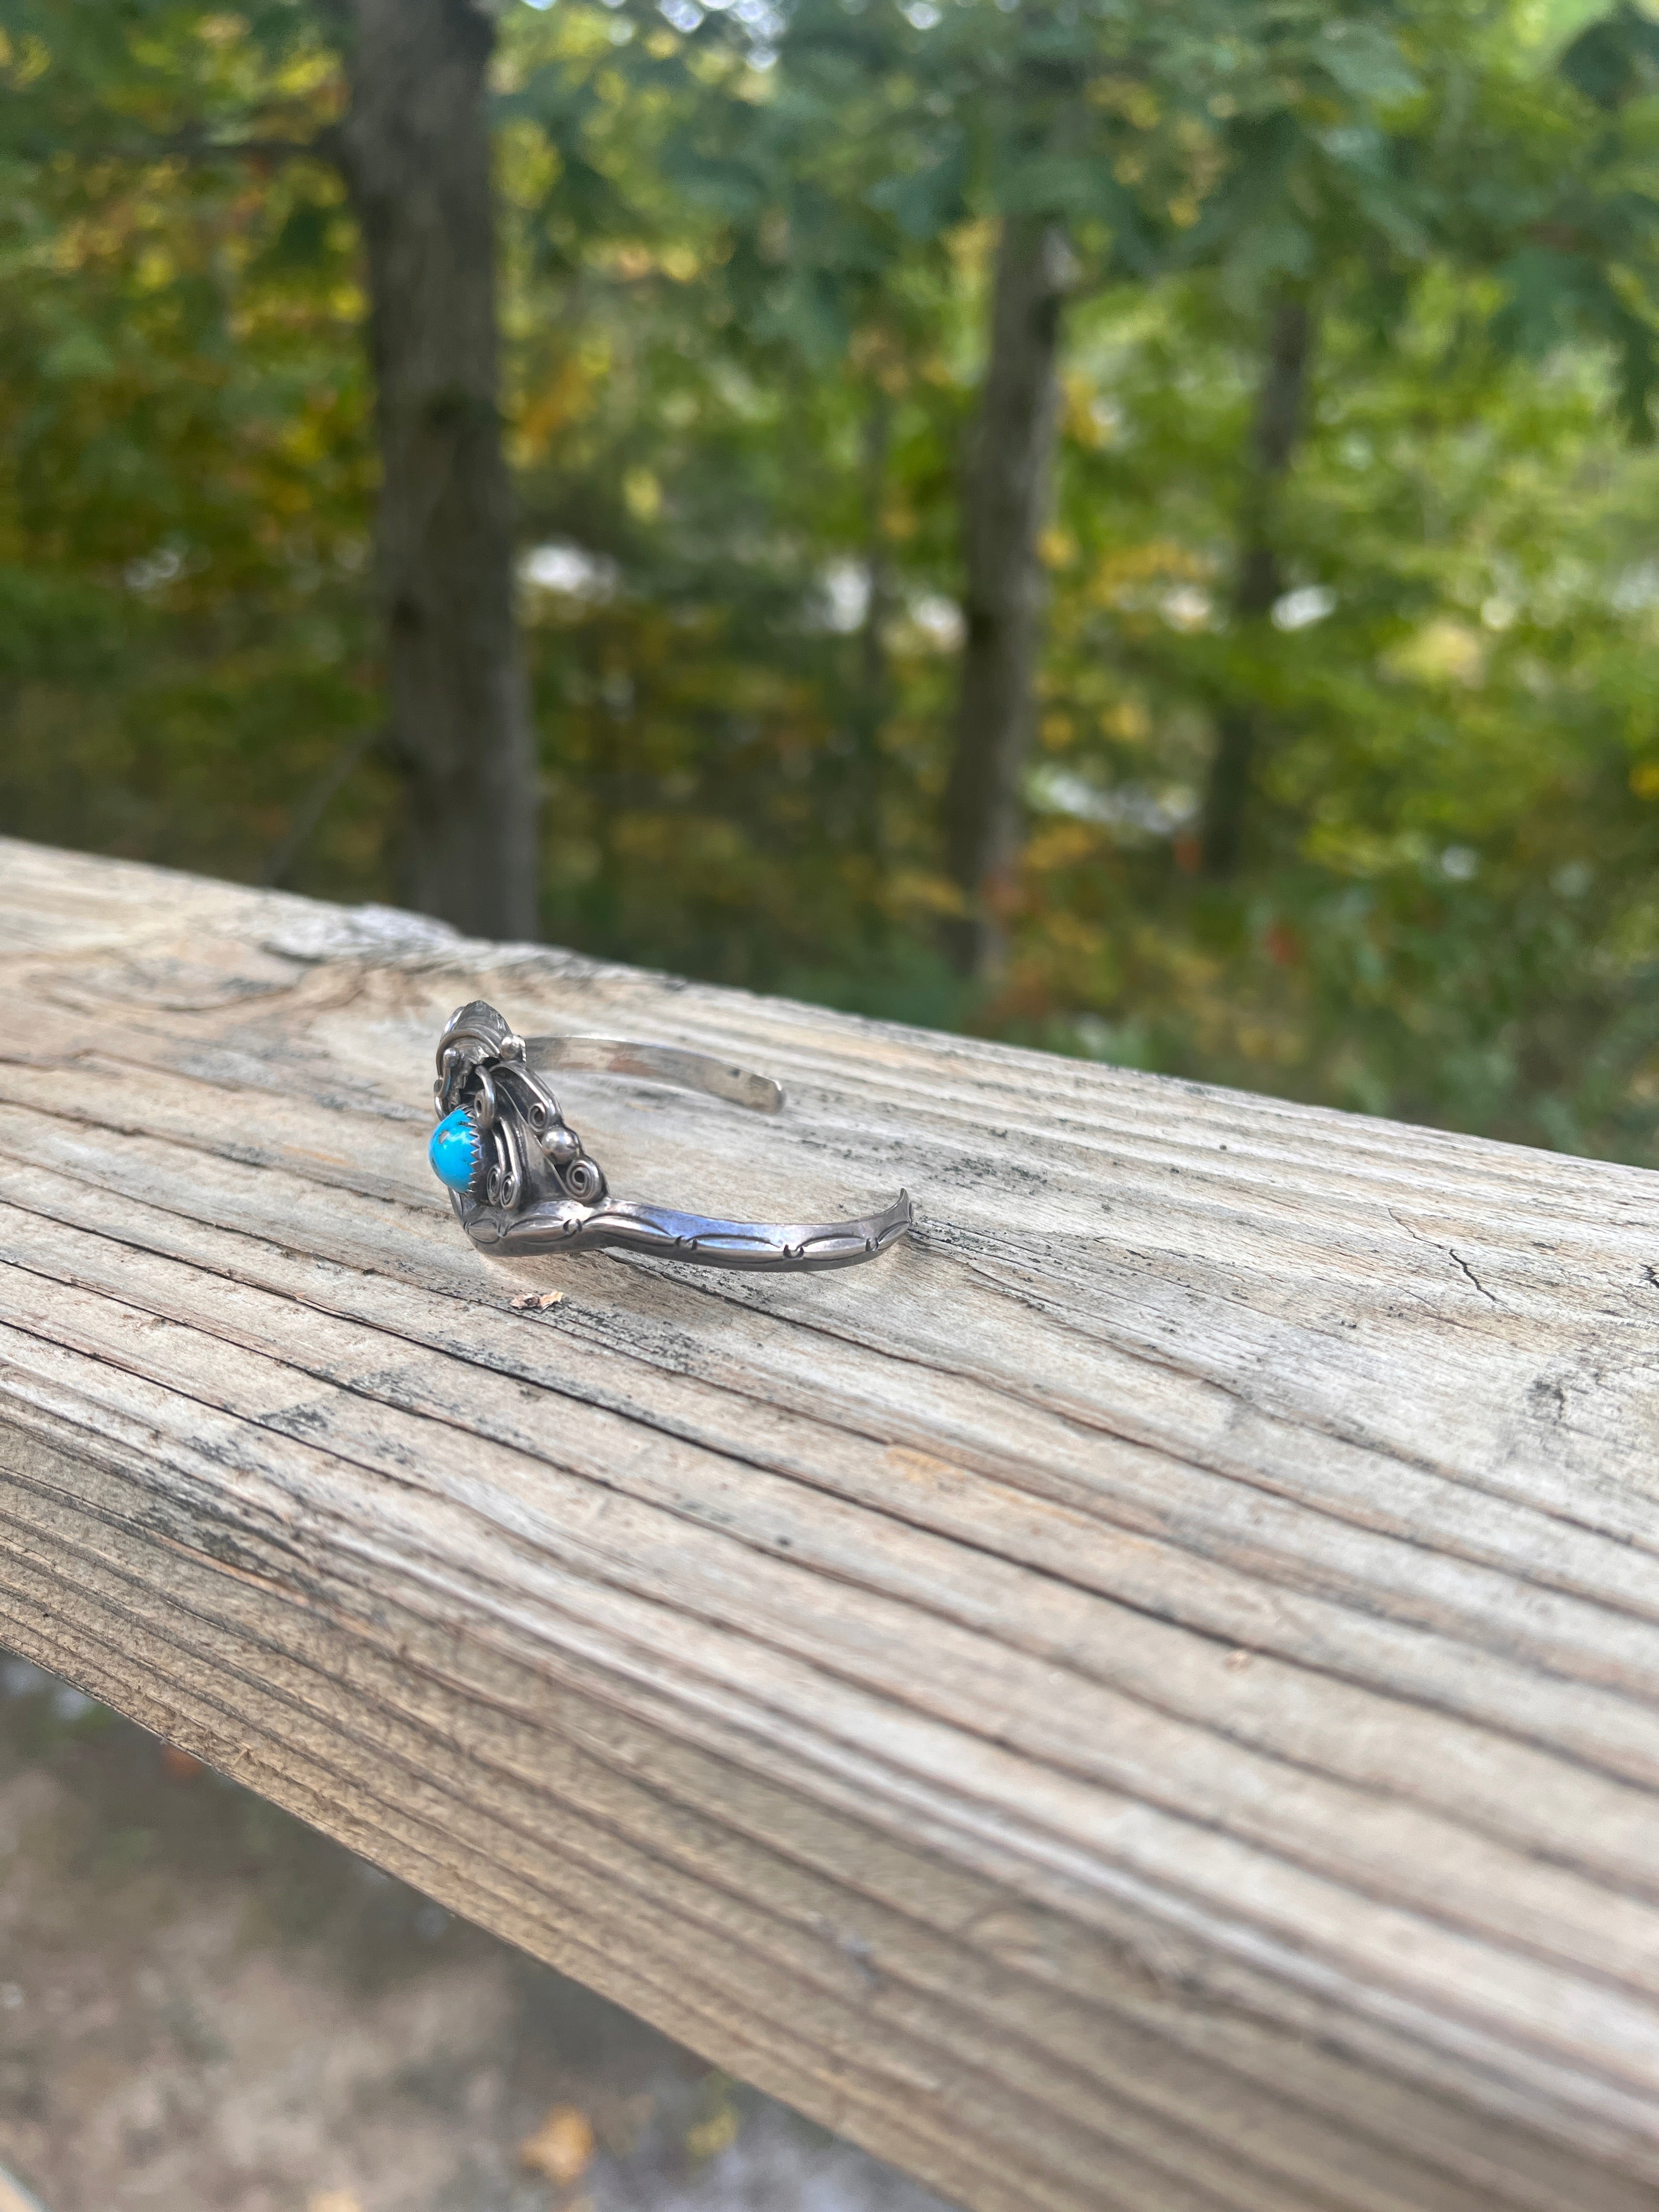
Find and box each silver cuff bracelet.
[428,1001,914,1272]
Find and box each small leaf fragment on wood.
[509,1290,564,1311]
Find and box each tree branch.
[263,725,386,889]
[157,121,346,173]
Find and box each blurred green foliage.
[4,0,1659,1156]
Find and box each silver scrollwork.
[430,1001,915,1274]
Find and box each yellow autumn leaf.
[520,2105,595,2187]
[685,2104,740,2165]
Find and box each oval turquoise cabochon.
[429,1109,482,1193]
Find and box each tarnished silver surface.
[433,1001,913,1271]
[526,1034,784,1115]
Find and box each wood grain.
[3,833,1659,2211]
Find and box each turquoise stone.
[429,1109,482,1193]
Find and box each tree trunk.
[336,0,540,939]
[943,218,1069,979]
[851,385,894,868]
[1199,295,1314,882]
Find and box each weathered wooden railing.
[4,835,1659,2212]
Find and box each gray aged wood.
[3,836,1659,2212]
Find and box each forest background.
[6,0,1659,1161]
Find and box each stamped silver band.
[430,1001,913,1272]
